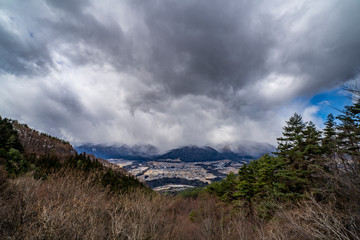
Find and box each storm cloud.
[0,0,359,151]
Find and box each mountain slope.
[157,146,221,162]
[0,116,145,190]
[12,121,76,161]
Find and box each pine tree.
[303,121,322,162]
[322,114,337,154]
[322,113,338,171]
[235,163,255,200]
[206,172,238,202]
[252,154,283,199]
[336,101,360,171]
[235,163,256,214]
[275,113,313,199]
[276,113,306,164]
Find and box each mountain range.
[75,142,275,162]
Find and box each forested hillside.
[11,121,76,161]
[0,117,145,189]
[205,99,360,238]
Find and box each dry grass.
[1,169,359,240]
[262,198,360,240]
[261,170,360,240]
[0,170,261,240]
[0,170,199,239]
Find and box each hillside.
[11,121,76,161]
[158,146,222,162]
[0,116,145,188]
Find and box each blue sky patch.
[310,88,352,121]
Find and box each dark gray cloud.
[45,0,89,15]
[0,0,360,150]
[136,0,273,97]
[135,0,360,103]
[0,18,53,76]
[44,0,134,71]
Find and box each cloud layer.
[1,0,360,151]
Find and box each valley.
[108,158,247,192]
[76,143,275,192]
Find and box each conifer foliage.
[0,117,29,176]
[336,101,360,171]
[322,114,337,157]
[276,113,306,163]
[207,100,360,219]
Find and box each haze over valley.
[76,142,275,191]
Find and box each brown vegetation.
[11,121,76,161]
[1,167,358,240]
[262,171,360,240]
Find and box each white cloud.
[0,0,359,151]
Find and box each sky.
[0,0,360,151]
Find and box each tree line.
[207,99,360,218]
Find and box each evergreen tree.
[276,113,306,164]
[275,114,313,199]
[303,121,322,162]
[234,163,256,215]
[322,113,338,171]
[235,163,255,200]
[273,167,308,200]
[0,117,23,152]
[336,101,360,171]
[322,114,337,154]
[206,172,238,202]
[0,117,27,176]
[251,155,284,200]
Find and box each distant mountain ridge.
[157,146,221,162]
[75,142,276,162]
